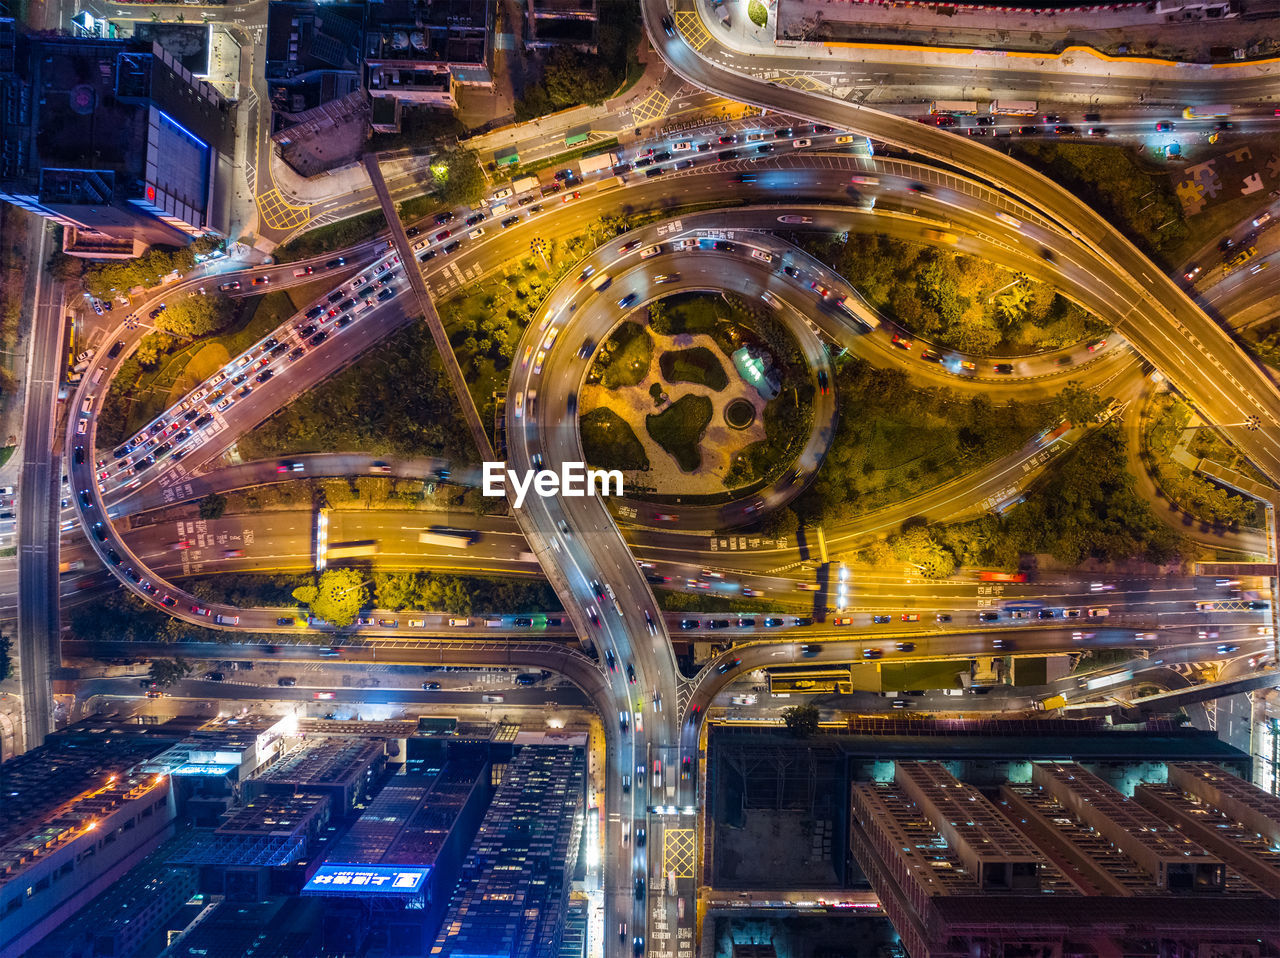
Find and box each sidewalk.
[694,0,1280,88]
[775,0,1280,63]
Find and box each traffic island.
[581,289,811,495]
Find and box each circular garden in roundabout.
[579,291,813,498]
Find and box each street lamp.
[530,238,549,270]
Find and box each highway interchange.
[12,1,1280,956]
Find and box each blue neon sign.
[303,864,429,895]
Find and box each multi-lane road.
[19,7,1280,956]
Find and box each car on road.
[661,13,675,34]
[891,334,913,350]
[993,363,1014,374]
[626,663,636,684]
[716,658,741,673]
[862,648,883,658]
[1088,339,1107,351]
[1156,121,1174,131]
[872,615,891,624]
[325,257,346,269]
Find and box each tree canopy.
[782,703,820,737]
[148,657,194,688]
[154,295,235,338]
[432,148,485,207]
[83,245,196,299]
[293,569,368,628]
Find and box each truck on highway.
[59,559,86,574]
[836,294,880,330]
[930,100,979,115]
[511,175,540,195]
[326,540,379,559]
[1183,104,1232,119]
[578,152,620,176]
[989,100,1037,115]
[596,176,624,194]
[1038,694,1068,710]
[419,527,477,547]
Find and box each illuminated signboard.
[170,763,238,776]
[303,864,429,896]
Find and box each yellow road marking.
[663,827,696,879]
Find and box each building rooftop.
[321,761,484,869]
[365,0,490,67]
[0,768,168,889]
[253,736,386,790]
[0,722,181,868]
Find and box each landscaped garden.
[583,291,813,495]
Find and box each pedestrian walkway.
[775,0,1280,63]
[687,0,1280,87]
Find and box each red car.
[891,334,913,350]
[435,230,451,242]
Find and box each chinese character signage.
[303,864,429,896]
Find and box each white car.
[533,350,547,375]
[542,327,560,349]
[469,228,485,240]
[673,141,693,152]
[639,245,662,259]
[792,138,812,148]
[513,392,524,419]
[491,188,513,201]
[750,249,773,263]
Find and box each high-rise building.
[0,23,233,256]
[301,759,492,956]
[850,760,1280,958]
[432,744,586,958]
[0,724,181,956]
